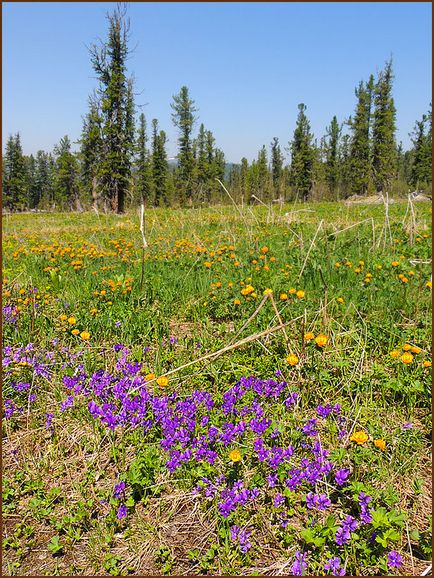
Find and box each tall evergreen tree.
[89,5,135,213]
[53,136,79,209]
[270,137,283,195]
[349,75,374,196]
[79,96,103,207]
[151,119,169,206]
[290,103,315,201]
[410,105,432,189]
[26,154,39,209]
[193,123,208,202]
[3,133,28,211]
[171,86,198,204]
[325,116,341,196]
[135,112,153,204]
[372,60,397,193]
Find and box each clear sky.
[3,2,432,163]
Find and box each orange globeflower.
[400,352,414,365]
[296,290,305,299]
[68,316,77,325]
[80,331,91,341]
[71,329,80,335]
[389,350,400,359]
[229,449,242,462]
[337,297,344,304]
[304,332,315,342]
[402,344,411,351]
[423,360,432,368]
[374,439,386,451]
[234,299,241,305]
[157,376,169,387]
[287,353,299,366]
[350,430,369,445]
[280,293,288,301]
[315,334,328,348]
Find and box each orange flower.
[229,449,242,462]
[402,343,412,351]
[315,334,328,347]
[157,376,169,387]
[67,316,77,325]
[304,332,315,341]
[400,352,413,365]
[350,430,369,445]
[71,329,80,335]
[287,353,299,366]
[296,290,305,299]
[280,293,288,301]
[374,439,386,451]
[423,360,431,368]
[145,373,156,381]
[234,299,241,305]
[389,350,400,359]
[80,331,90,341]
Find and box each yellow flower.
[71,329,80,335]
[411,346,422,354]
[19,288,26,295]
[234,299,241,305]
[145,373,156,381]
[337,297,344,304]
[204,261,212,268]
[289,288,296,294]
[335,262,341,268]
[60,314,68,321]
[280,293,288,301]
[423,360,431,368]
[400,352,414,364]
[229,449,242,462]
[304,332,315,341]
[389,350,400,358]
[296,290,305,299]
[350,430,369,445]
[402,343,412,351]
[426,281,432,289]
[80,331,90,341]
[261,246,269,254]
[287,353,299,366]
[157,376,169,387]
[241,284,254,296]
[315,334,328,347]
[391,261,400,267]
[374,439,386,451]
[68,316,77,325]
[263,288,273,295]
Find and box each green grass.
[2,200,432,576]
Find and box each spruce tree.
[325,116,341,196]
[349,75,374,196]
[79,96,103,208]
[26,154,39,209]
[410,105,432,189]
[53,136,79,209]
[89,5,135,213]
[171,86,197,204]
[3,133,28,211]
[372,60,397,193]
[290,103,315,201]
[151,119,169,206]
[136,112,152,205]
[271,137,283,196]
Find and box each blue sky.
[3,2,432,163]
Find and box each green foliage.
[290,103,315,201]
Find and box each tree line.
[3,6,432,213]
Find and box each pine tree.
[26,154,39,209]
[193,123,208,202]
[171,86,198,204]
[290,103,315,201]
[79,96,103,208]
[372,60,397,193]
[53,136,79,209]
[324,116,341,196]
[3,133,28,211]
[135,112,152,204]
[256,145,271,200]
[151,119,169,206]
[89,5,135,213]
[349,75,374,196]
[239,157,250,204]
[410,105,432,189]
[270,137,283,196]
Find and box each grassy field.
[2,200,432,576]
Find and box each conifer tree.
[89,5,135,213]
[290,103,315,201]
[349,75,374,196]
[151,119,169,206]
[3,133,28,211]
[325,116,341,196]
[53,136,79,209]
[271,137,283,195]
[171,86,197,204]
[79,96,103,207]
[410,105,432,189]
[26,154,39,209]
[136,112,152,204]
[372,60,397,193]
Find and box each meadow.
[2,199,432,576]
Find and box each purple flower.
[403,422,413,429]
[302,418,318,436]
[45,413,54,428]
[324,556,345,576]
[335,468,350,487]
[291,551,307,576]
[267,474,278,488]
[113,481,126,499]
[117,505,128,519]
[273,493,285,507]
[387,550,403,568]
[335,526,350,546]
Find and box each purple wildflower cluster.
[324,556,346,576]
[291,550,308,576]
[335,515,359,545]
[230,525,252,553]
